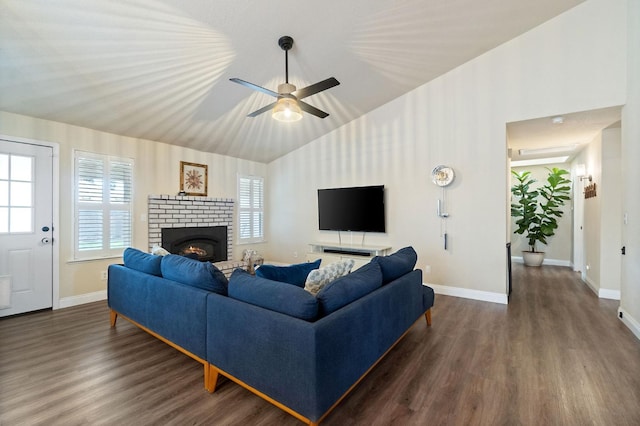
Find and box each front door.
[0,140,54,317]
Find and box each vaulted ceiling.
[1,0,585,163]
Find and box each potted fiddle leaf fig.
[510,167,571,266]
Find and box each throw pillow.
[228,269,319,321]
[372,246,417,284]
[316,261,383,316]
[123,247,163,276]
[304,258,355,295]
[255,259,321,287]
[161,254,228,295]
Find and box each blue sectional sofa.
[108,247,434,426]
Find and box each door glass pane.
[10,155,33,181]
[0,154,8,179]
[0,181,7,205]
[10,182,32,207]
[0,207,7,232]
[10,207,32,232]
[2,154,35,233]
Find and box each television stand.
[306,243,392,270]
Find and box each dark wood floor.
[2,264,640,425]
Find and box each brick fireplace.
[147,195,234,261]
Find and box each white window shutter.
[74,152,134,259]
[238,175,264,243]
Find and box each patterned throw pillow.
[304,258,356,295]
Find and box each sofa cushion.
[255,259,321,287]
[228,269,318,321]
[316,261,383,315]
[123,247,163,276]
[160,254,228,295]
[304,258,355,295]
[372,246,417,284]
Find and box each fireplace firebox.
[161,226,228,262]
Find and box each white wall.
[620,0,640,338]
[266,0,627,302]
[510,164,573,264]
[0,111,267,302]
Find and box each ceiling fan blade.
[230,78,279,97]
[298,100,329,119]
[294,77,340,100]
[247,102,277,117]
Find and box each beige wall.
[620,0,640,337]
[510,164,573,263]
[581,134,604,287]
[265,0,627,300]
[572,126,623,296]
[600,127,622,293]
[0,111,267,301]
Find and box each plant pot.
[522,251,545,267]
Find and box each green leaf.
[511,167,570,252]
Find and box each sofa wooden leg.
[110,310,118,327]
[425,309,432,327]
[204,363,210,392]
[206,364,220,393]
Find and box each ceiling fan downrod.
[278,36,294,85]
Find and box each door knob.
[41,237,51,244]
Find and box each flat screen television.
[317,185,385,233]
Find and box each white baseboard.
[598,288,621,300]
[583,276,621,300]
[511,256,572,267]
[58,290,107,309]
[425,283,508,305]
[618,307,640,341]
[584,275,599,296]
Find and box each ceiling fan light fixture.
[272,98,302,122]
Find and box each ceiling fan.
[230,36,340,122]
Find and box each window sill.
[237,240,267,246]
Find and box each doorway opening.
[505,106,622,299]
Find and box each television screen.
[317,185,385,232]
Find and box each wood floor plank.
[1,264,640,425]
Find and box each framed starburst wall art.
[180,161,208,196]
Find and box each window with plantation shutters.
[73,151,133,259]
[238,175,264,243]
